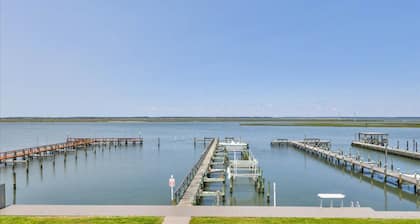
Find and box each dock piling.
[13,171,17,190]
[26,160,29,174]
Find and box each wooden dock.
[352,141,420,160]
[67,137,143,145]
[0,139,92,163]
[287,140,420,195]
[176,138,219,205]
[0,137,143,163]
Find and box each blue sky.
[1,0,419,117]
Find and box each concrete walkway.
[1,205,420,219]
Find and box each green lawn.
[191,217,420,224]
[0,216,162,224]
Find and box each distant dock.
[0,136,144,205]
[351,141,420,160]
[0,137,143,163]
[350,132,419,160]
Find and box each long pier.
[273,139,420,195]
[176,138,219,206]
[175,137,266,206]
[351,141,420,160]
[0,137,143,163]
[67,137,143,146]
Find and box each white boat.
[219,139,248,151]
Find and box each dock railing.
[174,138,215,203]
[0,139,93,162]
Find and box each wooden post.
[64,150,67,163]
[267,181,271,204]
[13,171,17,190]
[216,190,220,206]
[158,137,160,149]
[398,173,402,188]
[261,178,265,193]
[13,185,16,205]
[26,160,29,174]
[397,140,399,149]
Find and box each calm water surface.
[0,122,419,210]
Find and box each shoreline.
[1,117,420,128]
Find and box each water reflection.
[0,122,419,210]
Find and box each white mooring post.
[169,175,175,202]
[273,182,276,207]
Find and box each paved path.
[1,205,420,219]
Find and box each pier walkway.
[0,139,93,162]
[67,137,143,145]
[1,205,420,219]
[177,138,219,205]
[352,141,420,160]
[0,137,143,163]
[286,141,420,195]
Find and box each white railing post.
[273,182,276,207]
